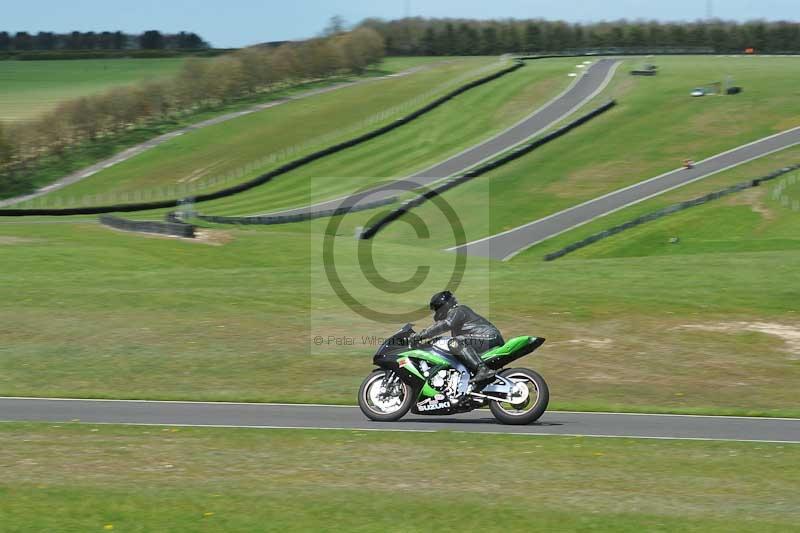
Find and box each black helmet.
[429,290,457,321]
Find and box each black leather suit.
[418,304,504,363]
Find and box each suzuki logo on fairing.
[418,399,451,411]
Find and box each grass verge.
[1,218,799,416]
[0,423,797,532]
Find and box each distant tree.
[421,27,436,55]
[481,26,498,54]
[583,28,601,48]
[207,56,247,102]
[0,122,14,167]
[709,24,728,51]
[338,28,384,73]
[501,24,522,53]
[724,24,742,51]
[454,24,473,55]
[524,23,542,52]
[324,15,348,36]
[236,47,273,93]
[296,38,339,78]
[174,31,207,49]
[548,21,572,50]
[34,32,57,50]
[81,31,98,49]
[13,32,33,51]
[174,58,213,107]
[744,21,768,50]
[647,22,666,47]
[356,17,800,56]
[140,30,165,49]
[65,97,100,139]
[768,21,795,51]
[572,24,585,49]
[112,31,127,49]
[687,23,709,48]
[627,24,647,47]
[668,24,688,47]
[143,81,173,118]
[442,23,456,54]
[97,31,115,49]
[270,44,300,80]
[0,32,10,51]
[66,31,82,49]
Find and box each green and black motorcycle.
[358,324,549,425]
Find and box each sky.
[5,0,800,48]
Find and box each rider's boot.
[461,347,496,386]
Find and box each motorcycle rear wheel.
[358,369,413,422]
[489,368,549,425]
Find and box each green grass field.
[5,53,800,533]
[1,55,799,416]
[0,423,796,532]
[33,56,509,204]
[1,211,799,415]
[0,58,188,122]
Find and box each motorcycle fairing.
[481,336,545,369]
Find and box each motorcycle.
[358,324,549,425]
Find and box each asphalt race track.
[1,398,798,443]
[264,58,621,216]
[452,125,800,260]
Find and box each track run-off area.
[1,398,798,444]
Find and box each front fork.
[381,370,402,396]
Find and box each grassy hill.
[0,58,188,122]
[32,56,507,205]
[190,56,578,216]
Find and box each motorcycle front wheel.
[489,368,549,425]
[358,370,413,422]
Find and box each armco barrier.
[191,195,397,225]
[543,164,800,261]
[0,59,529,217]
[360,100,617,240]
[99,214,196,238]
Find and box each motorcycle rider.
[409,291,503,385]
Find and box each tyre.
[489,368,549,425]
[358,369,413,422]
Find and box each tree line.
[0,30,208,51]
[0,28,385,196]
[359,18,800,55]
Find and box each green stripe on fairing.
[398,355,438,398]
[401,349,450,366]
[419,383,438,398]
